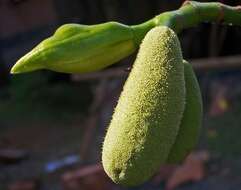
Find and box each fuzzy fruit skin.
[102,26,185,186]
[167,60,203,163]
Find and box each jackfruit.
[102,26,185,186]
[167,60,203,163]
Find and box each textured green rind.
[167,60,203,163]
[11,22,136,74]
[102,26,185,186]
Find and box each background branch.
[71,55,241,81]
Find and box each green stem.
[131,1,241,45]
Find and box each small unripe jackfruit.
[102,26,185,186]
[167,60,203,163]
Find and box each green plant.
[167,60,203,163]
[10,1,241,187]
[11,1,241,74]
[102,26,185,186]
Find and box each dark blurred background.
[1,0,241,190]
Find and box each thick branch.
[132,1,241,44]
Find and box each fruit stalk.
[132,1,241,44]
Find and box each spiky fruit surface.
[102,26,185,186]
[167,60,203,163]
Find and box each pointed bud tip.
[10,66,24,74]
[10,55,45,74]
[10,63,22,74]
[10,60,29,74]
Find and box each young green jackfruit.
[167,60,203,163]
[102,26,185,186]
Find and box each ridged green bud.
[102,26,185,186]
[11,22,136,74]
